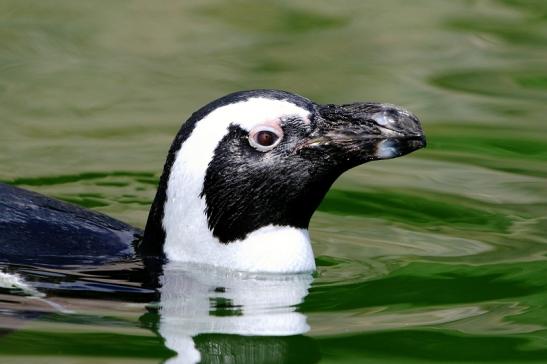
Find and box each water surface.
[1,0,546,363]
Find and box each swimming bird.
[0,90,425,273]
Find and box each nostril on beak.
[371,110,398,127]
[371,105,422,136]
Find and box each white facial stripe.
[170,97,310,192]
[162,97,314,272]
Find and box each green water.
[1,0,547,363]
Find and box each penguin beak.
[299,102,426,168]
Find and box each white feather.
[163,97,315,273]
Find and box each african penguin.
[141,89,425,273]
[0,89,425,273]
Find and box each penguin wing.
[0,183,140,266]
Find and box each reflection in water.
[157,262,318,364]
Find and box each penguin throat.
[160,131,317,272]
[163,214,316,273]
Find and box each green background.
[1,0,546,363]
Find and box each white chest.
[163,212,316,273]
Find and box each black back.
[0,183,139,266]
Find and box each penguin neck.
[143,172,316,273]
[165,222,315,273]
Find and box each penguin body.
[0,90,425,273]
[0,183,137,266]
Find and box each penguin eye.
[248,126,283,152]
[256,131,277,146]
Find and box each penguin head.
[143,90,425,273]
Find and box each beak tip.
[412,134,427,150]
[374,135,426,160]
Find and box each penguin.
[0,89,425,273]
